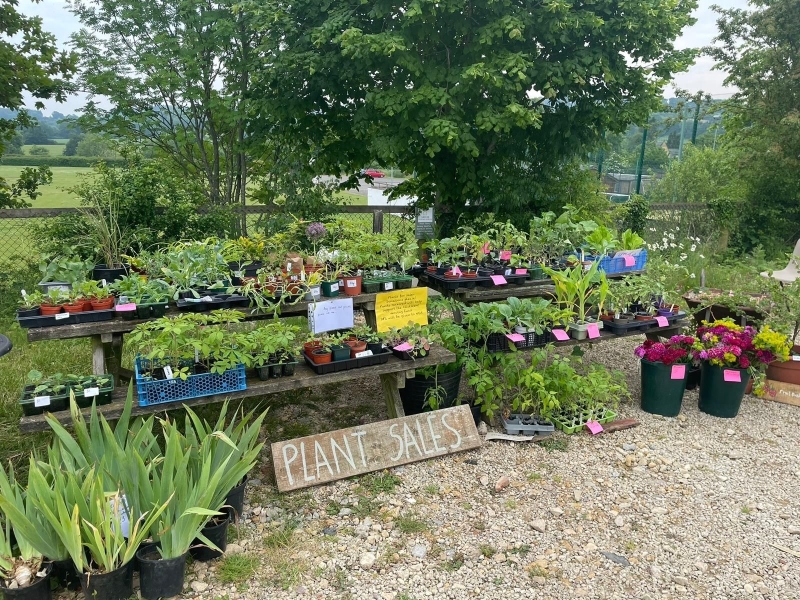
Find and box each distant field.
[21,144,67,157]
[0,165,89,207]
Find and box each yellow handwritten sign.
[374,288,428,332]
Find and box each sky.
[19,0,748,116]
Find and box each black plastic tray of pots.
[255,361,298,380]
[501,414,555,436]
[16,308,115,329]
[136,302,170,319]
[71,374,116,408]
[602,318,657,335]
[303,348,392,375]
[19,390,69,415]
[512,329,552,349]
[664,311,687,323]
[425,271,488,290]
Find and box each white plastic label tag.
[338,279,345,287]
[163,365,174,380]
[234,271,243,277]
[330,283,339,292]
[200,296,213,302]
[20,289,27,298]
[55,312,69,320]
[310,287,320,299]
[793,356,800,362]
[109,495,130,538]
[505,269,512,276]
[347,279,357,288]
[101,279,107,288]
[34,396,51,407]
[384,282,394,290]
[83,387,100,398]
[355,350,373,358]
[119,296,128,304]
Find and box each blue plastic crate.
[134,356,246,407]
[595,249,647,274]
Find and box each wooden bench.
[19,345,456,432]
[25,288,441,379]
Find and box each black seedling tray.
[501,414,555,435]
[425,272,487,290]
[602,319,656,335]
[304,348,392,375]
[16,308,115,329]
[176,294,249,312]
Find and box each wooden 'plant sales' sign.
[271,404,481,492]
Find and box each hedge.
[0,156,127,168]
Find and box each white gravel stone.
[530,519,546,533]
[359,553,376,568]
[788,525,800,535]
[190,581,209,593]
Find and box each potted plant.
[20,371,70,415]
[584,225,618,259]
[691,320,790,417]
[78,189,132,282]
[37,255,93,293]
[542,260,608,340]
[16,291,43,318]
[304,222,328,270]
[758,278,800,386]
[304,270,323,301]
[305,334,333,365]
[634,335,697,416]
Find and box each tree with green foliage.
[63,134,81,156]
[246,0,697,232]
[708,0,800,255]
[0,0,75,208]
[75,133,117,158]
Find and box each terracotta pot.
[766,346,800,385]
[463,271,478,278]
[343,275,362,296]
[264,282,280,294]
[599,313,614,322]
[63,302,85,313]
[426,266,437,273]
[40,304,64,316]
[80,298,94,311]
[634,313,654,321]
[308,349,332,364]
[346,340,368,357]
[91,297,115,310]
[303,341,322,354]
[444,272,460,279]
[285,282,303,295]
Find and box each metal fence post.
[373,210,384,234]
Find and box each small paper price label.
[622,255,636,267]
[20,289,27,298]
[55,312,69,321]
[505,333,525,343]
[490,275,507,285]
[34,395,51,407]
[504,268,512,276]
[338,279,345,287]
[481,242,490,254]
[551,329,570,341]
[499,250,512,260]
[586,420,604,435]
[200,295,214,302]
[384,282,394,290]
[163,365,174,380]
[655,316,669,327]
[792,355,800,362]
[101,279,107,288]
[347,279,357,288]
[355,350,373,358]
[587,323,600,339]
[723,369,741,383]
[670,364,686,380]
[393,342,413,352]
[330,283,339,292]
[515,268,527,275]
[119,295,128,304]
[310,287,320,299]
[83,387,100,398]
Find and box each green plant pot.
[640,360,687,417]
[136,302,169,319]
[395,277,413,289]
[362,280,381,294]
[529,266,545,280]
[698,363,750,418]
[330,345,351,361]
[321,281,340,297]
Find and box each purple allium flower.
[306,222,327,241]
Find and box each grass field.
[21,144,67,157]
[0,165,90,207]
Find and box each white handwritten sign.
[307,297,355,334]
[271,405,481,491]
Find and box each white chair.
[761,239,800,283]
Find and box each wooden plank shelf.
[19,345,456,432]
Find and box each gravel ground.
[63,336,800,600]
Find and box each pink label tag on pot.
[515,268,527,275]
[500,250,512,260]
[505,333,525,342]
[671,364,686,380]
[451,266,462,276]
[723,369,742,383]
[115,303,136,311]
[622,255,636,267]
[482,242,490,254]
[490,275,507,285]
[587,323,600,339]
[393,342,413,352]
[586,420,603,435]
[551,329,570,341]
[655,316,669,327]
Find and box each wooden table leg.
[91,335,105,375]
[100,333,125,380]
[362,302,378,330]
[380,372,406,419]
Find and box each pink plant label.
[551,329,570,341]
[655,316,669,327]
[622,255,636,267]
[115,303,136,311]
[723,369,742,383]
[451,266,462,276]
[490,275,507,285]
[482,242,490,254]
[586,420,603,435]
[499,250,512,260]
[505,333,525,342]
[515,268,527,275]
[671,364,686,380]
[587,323,600,339]
[393,342,413,352]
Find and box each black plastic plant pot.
[50,558,80,591]
[225,476,247,523]
[1,562,52,600]
[116,309,138,321]
[136,303,169,319]
[137,548,187,600]
[79,561,133,600]
[685,367,701,391]
[400,368,462,415]
[698,363,750,418]
[92,264,128,283]
[16,307,40,318]
[330,345,351,361]
[362,281,381,294]
[269,363,283,378]
[367,342,383,354]
[255,365,270,381]
[640,360,687,417]
[189,516,230,562]
[133,541,158,573]
[282,361,297,376]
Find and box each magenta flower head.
[306,222,327,241]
